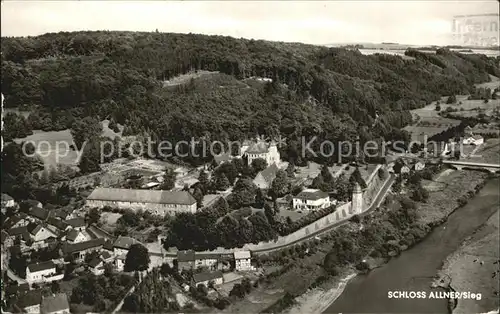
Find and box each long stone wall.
[242,164,385,252]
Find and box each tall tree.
[269,170,289,199]
[161,168,176,190]
[124,243,150,272]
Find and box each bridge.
[442,160,500,173]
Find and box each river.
[325,178,499,313]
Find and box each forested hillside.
[1,31,499,161]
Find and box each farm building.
[86,188,197,215]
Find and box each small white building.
[293,189,331,211]
[234,251,253,271]
[26,261,61,284]
[88,257,105,276]
[413,161,426,171]
[462,134,484,146]
[16,290,42,314]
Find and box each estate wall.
[242,164,386,252]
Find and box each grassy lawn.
[278,209,307,222]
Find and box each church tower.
[351,182,364,214]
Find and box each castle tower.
[268,140,280,166]
[351,182,364,214]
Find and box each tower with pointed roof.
[351,182,364,214]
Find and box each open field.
[162,70,218,87]
[12,120,124,168]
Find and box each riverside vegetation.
[250,167,492,314]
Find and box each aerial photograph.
[1,1,499,313]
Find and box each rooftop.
[41,293,70,314]
[66,229,82,241]
[193,271,223,283]
[1,193,14,201]
[295,189,330,200]
[47,217,69,231]
[177,250,195,262]
[245,140,269,154]
[234,250,251,259]
[256,163,280,185]
[113,236,138,250]
[16,290,42,309]
[87,188,197,205]
[29,207,50,221]
[62,238,104,254]
[27,261,56,273]
[65,217,85,228]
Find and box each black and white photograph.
[1,1,499,313]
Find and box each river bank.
[326,172,498,313]
[436,207,499,314]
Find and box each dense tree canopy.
[1,31,497,168]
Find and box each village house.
[6,226,31,245]
[46,218,70,234]
[234,250,253,271]
[61,238,105,262]
[462,134,484,146]
[242,139,281,166]
[65,229,88,244]
[28,224,57,249]
[292,189,332,211]
[413,160,426,171]
[88,257,105,276]
[194,253,220,270]
[113,236,139,256]
[65,217,86,231]
[192,271,224,287]
[86,188,197,215]
[253,163,280,190]
[177,250,196,270]
[40,293,70,314]
[1,193,16,209]
[3,215,30,229]
[25,261,62,284]
[14,290,42,314]
[115,254,126,272]
[54,206,77,220]
[28,207,51,222]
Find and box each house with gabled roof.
[292,188,331,211]
[26,261,62,284]
[46,217,71,233]
[65,217,86,231]
[61,238,105,262]
[88,257,105,276]
[28,223,57,244]
[113,236,139,256]
[234,250,254,271]
[14,289,42,314]
[28,207,51,222]
[3,215,29,229]
[253,163,280,189]
[65,229,88,244]
[192,271,224,287]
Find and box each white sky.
[1,1,499,45]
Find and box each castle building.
[241,138,280,166]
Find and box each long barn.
[86,188,197,215]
